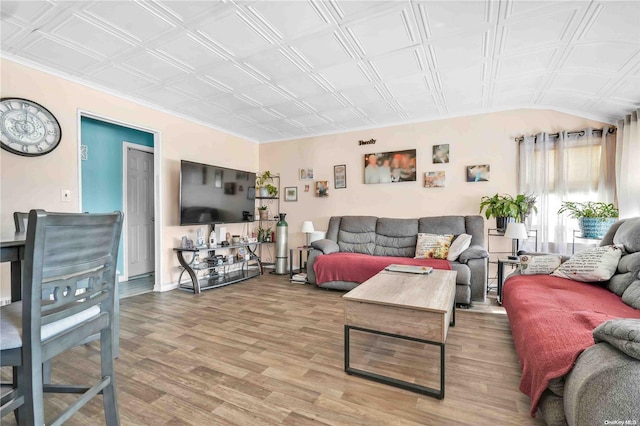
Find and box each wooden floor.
[2,274,543,425]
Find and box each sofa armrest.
[458,245,489,264]
[311,239,340,254]
[306,249,323,284]
[564,343,640,426]
[593,319,640,360]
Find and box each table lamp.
[504,222,528,257]
[301,221,314,247]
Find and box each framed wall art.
[466,164,490,182]
[284,186,298,201]
[424,171,445,188]
[432,144,450,163]
[364,149,416,184]
[299,168,314,180]
[316,181,329,197]
[334,164,346,189]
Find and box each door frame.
[122,142,155,282]
[77,110,163,291]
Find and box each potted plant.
[479,193,538,231]
[257,205,269,221]
[557,201,619,238]
[256,171,278,198]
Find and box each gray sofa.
[504,217,640,426]
[306,215,489,305]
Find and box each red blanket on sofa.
[502,275,640,416]
[313,252,451,285]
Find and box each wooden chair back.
[22,210,123,363]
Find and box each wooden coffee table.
[343,269,457,399]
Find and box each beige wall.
[0,58,258,297]
[259,109,609,250]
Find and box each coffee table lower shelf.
[344,325,447,399]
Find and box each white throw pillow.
[519,254,562,275]
[415,233,453,260]
[447,234,472,261]
[551,245,623,282]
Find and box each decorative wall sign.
[334,164,346,189]
[80,144,88,161]
[316,181,329,197]
[299,168,314,180]
[432,144,450,163]
[358,138,376,146]
[466,164,490,182]
[424,171,445,188]
[284,186,298,201]
[364,149,416,184]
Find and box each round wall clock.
[0,97,62,157]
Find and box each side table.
[497,258,520,304]
[290,246,311,282]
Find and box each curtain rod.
[514,127,616,143]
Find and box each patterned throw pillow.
[519,254,562,275]
[551,245,623,282]
[415,233,453,259]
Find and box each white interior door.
[127,147,154,277]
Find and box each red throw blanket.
[502,275,640,416]
[313,252,451,285]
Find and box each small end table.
[497,258,520,304]
[290,246,311,282]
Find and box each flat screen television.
[179,160,256,225]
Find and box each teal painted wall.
[80,117,154,277]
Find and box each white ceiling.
[1,0,639,143]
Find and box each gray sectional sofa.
[503,217,640,426]
[306,215,489,305]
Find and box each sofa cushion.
[374,218,418,257]
[612,217,640,253]
[519,254,562,275]
[551,245,623,282]
[608,252,640,296]
[593,319,640,360]
[622,272,640,309]
[418,216,466,236]
[447,234,472,261]
[415,233,453,259]
[337,216,377,255]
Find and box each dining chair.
[0,209,123,425]
[13,212,28,233]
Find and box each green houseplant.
[479,193,538,230]
[257,205,269,221]
[256,171,278,198]
[557,201,619,238]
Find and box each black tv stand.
[174,242,263,294]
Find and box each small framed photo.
[316,181,329,197]
[424,171,445,188]
[299,168,314,180]
[466,164,490,182]
[334,165,346,189]
[304,185,310,192]
[284,186,298,202]
[432,144,450,163]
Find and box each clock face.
[0,98,62,157]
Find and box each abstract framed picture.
[334,164,346,189]
[299,168,314,180]
[466,164,490,182]
[315,181,329,197]
[432,144,450,163]
[364,149,416,184]
[284,186,298,202]
[424,171,446,188]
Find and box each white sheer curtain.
[616,110,640,218]
[519,128,616,254]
